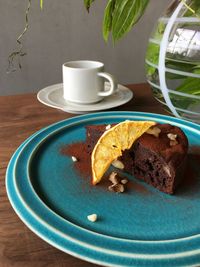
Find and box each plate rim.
[6,111,200,266]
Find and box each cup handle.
[97,72,117,97]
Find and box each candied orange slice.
[91,120,156,185]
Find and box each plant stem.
[181,0,200,19]
[7,0,31,72]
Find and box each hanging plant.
[8,0,199,71]
[7,0,31,72]
[7,0,150,72]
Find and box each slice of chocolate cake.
[86,123,188,194]
[86,125,109,155]
[130,124,188,194]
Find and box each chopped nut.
[105,124,111,130]
[108,183,124,193]
[112,159,124,170]
[87,214,97,222]
[163,165,171,176]
[167,133,177,141]
[108,171,128,193]
[71,156,78,162]
[146,126,161,138]
[109,172,120,185]
[121,179,128,185]
[167,133,178,146]
[170,140,178,146]
[108,184,115,192]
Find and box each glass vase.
[146,0,200,124]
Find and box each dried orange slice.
[91,120,156,185]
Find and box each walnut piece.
[167,133,178,146]
[71,156,78,162]
[170,140,178,146]
[108,171,128,193]
[111,159,124,170]
[121,179,128,185]
[87,214,97,222]
[109,172,120,185]
[108,183,125,193]
[146,126,161,138]
[105,124,111,130]
[167,133,177,141]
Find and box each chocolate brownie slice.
[86,123,188,194]
[130,124,188,194]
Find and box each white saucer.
[37,83,133,114]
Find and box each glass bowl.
[146,0,200,124]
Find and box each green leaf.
[176,68,200,95]
[153,21,166,41]
[84,0,95,12]
[146,42,160,77]
[103,0,116,42]
[112,0,150,42]
[165,59,197,80]
[40,0,43,9]
[182,0,200,18]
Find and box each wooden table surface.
[0,83,167,267]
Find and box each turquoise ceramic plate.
[6,112,200,267]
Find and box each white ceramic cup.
[62,60,117,104]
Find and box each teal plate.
[6,112,200,266]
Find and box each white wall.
[0,0,171,95]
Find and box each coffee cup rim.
[63,60,104,70]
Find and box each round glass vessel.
[146,0,200,124]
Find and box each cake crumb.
[105,124,111,130]
[87,214,97,222]
[71,156,78,162]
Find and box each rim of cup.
[63,60,104,70]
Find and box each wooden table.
[0,84,167,267]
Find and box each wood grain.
[0,84,167,267]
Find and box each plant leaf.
[176,68,200,95]
[40,0,43,9]
[84,0,95,12]
[103,0,116,41]
[181,0,200,19]
[112,0,150,42]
